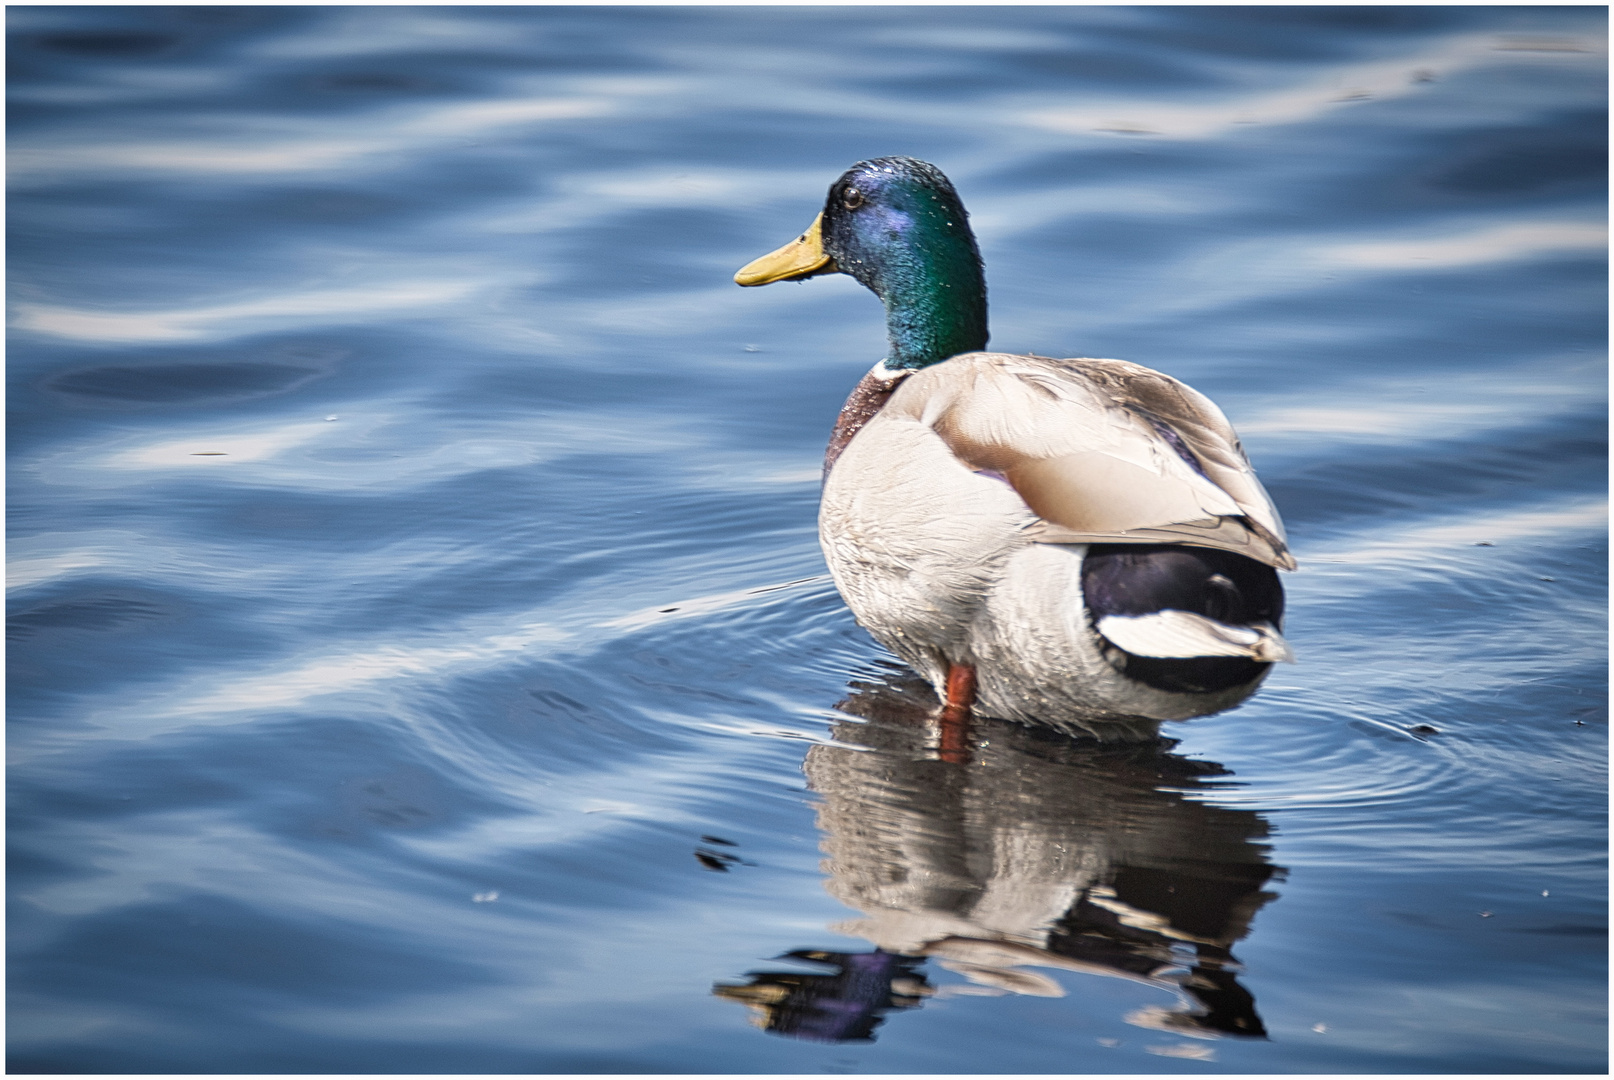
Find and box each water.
[7,6,1606,1073]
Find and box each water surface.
[8,5,1607,1074]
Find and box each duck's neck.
[878,264,987,371]
[876,248,989,370]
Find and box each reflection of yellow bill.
[734,213,837,285]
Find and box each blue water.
[7,5,1606,1074]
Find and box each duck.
[736,156,1294,743]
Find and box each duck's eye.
[841,187,864,211]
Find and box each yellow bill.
[734,213,838,286]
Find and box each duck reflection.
[714,674,1282,1043]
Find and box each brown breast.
[825,368,908,475]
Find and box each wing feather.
[887,353,1296,570]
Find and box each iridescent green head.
[736,157,989,370]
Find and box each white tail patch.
[1096,611,1294,662]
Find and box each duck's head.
[736,156,988,370]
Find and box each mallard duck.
[736,157,1294,742]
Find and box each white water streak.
[12,277,493,343]
[1305,499,1605,567]
[1023,31,1602,140]
[1235,356,1603,443]
[9,96,611,180]
[1320,222,1607,271]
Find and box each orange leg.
[938,663,976,764]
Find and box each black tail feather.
[1082,545,1285,693]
